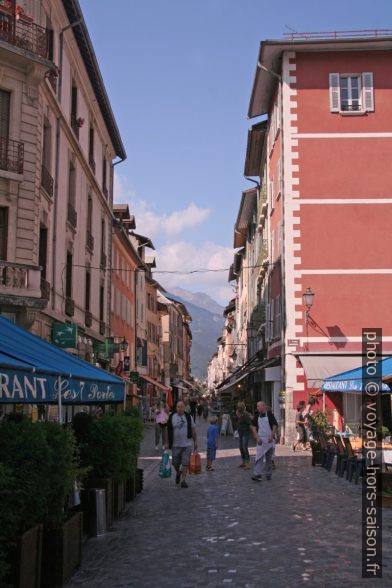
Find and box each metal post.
[57,375,62,423]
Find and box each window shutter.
[265,302,270,342]
[270,299,274,340]
[362,72,374,112]
[278,158,282,196]
[329,73,340,112]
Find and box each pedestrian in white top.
[250,401,278,482]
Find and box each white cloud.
[114,173,210,239]
[154,240,235,305]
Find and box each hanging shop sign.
[52,323,78,348]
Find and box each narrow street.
[67,420,392,588]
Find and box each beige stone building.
[0,1,125,361]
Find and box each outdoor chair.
[334,436,349,477]
[319,433,335,470]
[343,437,365,484]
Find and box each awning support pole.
[57,375,62,423]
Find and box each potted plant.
[0,417,50,588]
[309,410,330,466]
[40,422,82,588]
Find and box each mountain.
[170,287,224,316]
[167,288,224,380]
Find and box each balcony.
[85,310,92,328]
[89,153,96,174]
[86,231,94,252]
[0,261,42,299]
[67,202,77,229]
[100,251,107,269]
[0,136,24,175]
[0,12,49,60]
[65,297,75,317]
[41,164,53,197]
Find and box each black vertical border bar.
[362,328,383,578]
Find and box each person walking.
[189,395,198,422]
[154,401,169,451]
[166,400,197,488]
[236,401,252,469]
[293,401,307,451]
[251,401,278,482]
[206,415,219,471]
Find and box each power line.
[70,262,276,275]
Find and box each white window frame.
[329,72,374,114]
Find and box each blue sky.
[80,0,392,303]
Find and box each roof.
[244,121,267,176]
[248,36,392,118]
[223,299,236,316]
[0,317,125,404]
[234,189,257,248]
[62,0,126,159]
[145,255,156,268]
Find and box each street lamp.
[303,287,315,322]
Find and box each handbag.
[189,451,202,475]
[159,450,172,478]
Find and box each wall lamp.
[303,287,315,323]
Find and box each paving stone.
[66,419,392,587]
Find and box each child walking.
[206,415,219,471]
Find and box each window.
[87,193,93,233]
[39,225,48,280]
[102,157,107,196]
[85,270,91,312]
[0,90,10,139]
[0,207,8,260]
[277,158,282,198]
[116,289,121,318]
[273,294,281,339]
[42,121,51,172]
[99,284,104,322]
[329,72,374,113]
[269,177,274,212]
[101,218,105,253]
[65,251,73,299]
[71,82,78,122]
[88,126,95,170]
[68,161,76,206]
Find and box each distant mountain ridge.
[166,288,224,380]
[170,287,224,316]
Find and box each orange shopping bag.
[189,451,202,474]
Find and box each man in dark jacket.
[165,400,197,488]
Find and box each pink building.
[248,33,392,441]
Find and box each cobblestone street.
[67,419,392,587]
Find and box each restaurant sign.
[0,369,125,404]
[53,323,78,348]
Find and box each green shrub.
[382,426,390,439]
[0,463,17,585]
[309,410,330,441]
[85,412,144,481]
[41,422,79,530]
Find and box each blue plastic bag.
[159,450,172,478]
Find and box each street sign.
[53,323,77,348]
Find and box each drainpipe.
[51,18,83,310]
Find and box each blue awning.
[0,316,125,404]
[321,357,392,394]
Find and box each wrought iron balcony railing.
[41,164,54,197]
[65,296,75,317]
[0,13,48,59]
[85,310,92,327]
[0,136,24,174]
[89,153,96,174]
[67,202,77,229]
[70,115,79,139]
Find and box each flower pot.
[7,524,42,588]
[125,475,136,502]
[41,512,83,587]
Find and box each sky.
[80,0,391,304]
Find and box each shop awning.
[296,353,368,389]
[321,356,392,393]
[0,317,125,404]
[140,374,171,393]
[180,378,195,391]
